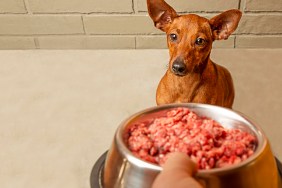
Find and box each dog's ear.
[147,0,178,32]
[209,9,242,40]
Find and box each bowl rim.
[115,103,267,174]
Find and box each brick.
[37,36,135,49]
[245,0,282,12]
[83,13,238,35]
[236,36,282,48]
[29,0,133,13]
[237,14,282,34]
[0,15,84,35]
[0,37,36,49]
[136,35,167,49]
[84,15,161,34]
[137,0,239,12]
[0,0,26,13]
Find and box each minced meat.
[126,107,257,170]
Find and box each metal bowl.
[102,103,282,188]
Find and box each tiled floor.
[0,49,282,188]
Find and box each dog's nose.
[172,58,186,75]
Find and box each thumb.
[162,152,197,176]
[152,152,203,188]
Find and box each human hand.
[152,152,204,188]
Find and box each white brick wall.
[0,0,281,49]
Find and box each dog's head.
[147,0,242,76]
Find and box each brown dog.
[147,0,242,108]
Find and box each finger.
[162,152,198,176]
[152,152,203,188]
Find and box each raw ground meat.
[126,107,257,170]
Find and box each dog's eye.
[169,33,178,42]
[195,38,206,45]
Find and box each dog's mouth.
[172,70,186,76]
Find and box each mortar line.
[0,12,29,14]
[134,36,137,49]
[238,0,241,10]
[0,33,164,37]
[29,11,134,15]
[23,0,32,14]
[33,38,40,49]
[0,33,281,37]
[132,0,136,14]
[244,11,282,14]
[81,16,87,35]
[240,0,247,12]
[1,11,281,16]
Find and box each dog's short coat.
[147,0,242,108]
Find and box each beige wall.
[0,0,282,49]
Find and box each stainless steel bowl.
[102,103,282,188]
